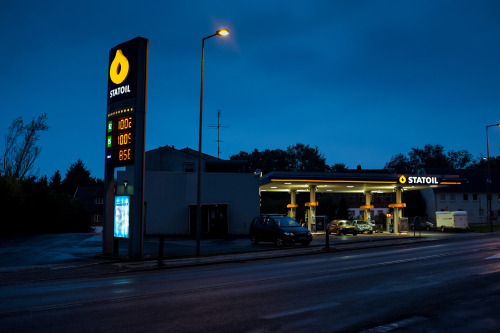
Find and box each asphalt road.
[1,234,500,332]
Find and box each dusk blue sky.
[1,0,500,179]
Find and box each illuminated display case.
[114,196,130,238]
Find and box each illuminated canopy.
[259,172,466,193]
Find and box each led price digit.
[117,116,132,130]
[119,148,132,161]
[117,132,132,146]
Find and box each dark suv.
[249,215,312,247]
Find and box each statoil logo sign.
[107,39,139,104]
[109,50,131,98]
[398,175,439,185]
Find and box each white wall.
[422,189,499,225]
[117,171,260,235]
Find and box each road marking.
[262,302,340,319]
[485,253,500,260]
[366,316,427,332]
[28,302,83,312]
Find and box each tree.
[409,144,451,172]
[49,170,62,192]
[1,113,49,180]
[230,148,290,174]
[62,159,94,196]
[330,163,348,173]
[447,150,474,169]
[385,144,475,173]
[0,176,24,234]
[230,143,329,174]
[286,143,328,172]
[384,153,412,173]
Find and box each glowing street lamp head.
[216,29,229,36]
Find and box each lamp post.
[196,29,229,256]
[486,123,500,232]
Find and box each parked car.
[326,220,358,236]
[352,220,374,234]
[410,221,435,231]
[249,215,312,247]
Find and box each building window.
[349,194,355,202]
[439,193,446,201]
[473,194,478,201]
[94,214,102,223]
[95,197,103,205]
[450,193,456,202]
[479,209,484,217]
[386,194,391,202]
[378,194,383,202]
[463,194,468,201]
[184,162,195,172]
[359,195,365,203]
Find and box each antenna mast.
[208,109,229,158]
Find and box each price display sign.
[106,112,135,166]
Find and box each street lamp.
[486,123,500,232]
[196,28,229,256]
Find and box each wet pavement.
[0,230,495,284]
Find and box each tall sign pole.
[103,37,148,258]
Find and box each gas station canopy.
[259,172,466,193]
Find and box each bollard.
[324,230,330,251]
[113,238,119,257]
[158,235,165,266]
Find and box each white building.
[117,146,260,236]
[421,168,500,225]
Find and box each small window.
[439,193,446,201]
[386,194,391,202]
[184,162,195,172]
[95,197,104,205]
[473,194,478,201]
[349,194,355,202]
[463,194,468,201]
[479,208,484,217]
[450,194,456,202]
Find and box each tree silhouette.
[49,170,62,193]
[61,159,94,196]
[1,113,49,180]
[230,143,329,174]
[385,144,476,173]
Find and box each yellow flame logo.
[399,175,407,183]
[109,50,129,85]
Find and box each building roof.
[424,168,500,193]
[147,145,220,161]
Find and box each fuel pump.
[386,213,393,233]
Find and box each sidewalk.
[0,231,496,284]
